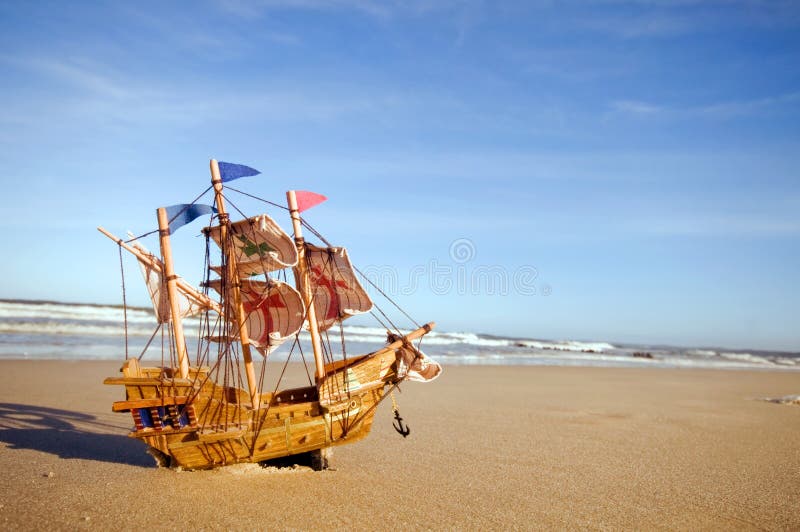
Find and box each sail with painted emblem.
[302,244,373,331]
[205,214,297,277]
[206,278,305,355]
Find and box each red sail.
[206,279,304,355]
[302,245,373,331]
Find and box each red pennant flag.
[295,190,327,212]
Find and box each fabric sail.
[206,279,305,355]
[130,241,207,323]
[205,214,298,277]
[301,244,373,331]
[395,343,443,383]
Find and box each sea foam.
[1,300,798,370]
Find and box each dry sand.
[1,360,798,530]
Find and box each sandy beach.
[1,360,798,530]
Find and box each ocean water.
[1,299,798,371]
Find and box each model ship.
[98,159,441,470]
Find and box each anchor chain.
[390,391,410,438]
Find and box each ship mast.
[286,190,326,383]
[210,159,260,410]
[156,207,190,379]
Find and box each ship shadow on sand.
[0,402,153,467]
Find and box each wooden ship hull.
[105,325,432,470]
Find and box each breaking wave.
[1,300,798,370]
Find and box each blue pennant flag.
[218,161,260,182]
[165,203,217,233]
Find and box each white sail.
[206,214,298,276]
[303,244,373,331]
[396,344,442,383]
[131,241,206,324]
[206,278,305,355]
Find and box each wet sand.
[1,360,798,530]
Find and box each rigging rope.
[124,185,214,243]
[137,323,163,361]
[165,185,214,228]
[369,310,394,333]
[125,228,159,242]
[222,195,249,221]
[299,219,333,247]
[295,335,314,386]
[337,319,347,369]
[117,243,129,360]
[250,336,308,449]
[299,217,421,332]
[225,186,290,211]
[354,263,421,329]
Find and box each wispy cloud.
[212,0,482,46]
[576,12,694,38]
[611,100,664,115]
[610,92,800,119]
[266,32,302,45]
[215,0,392,18]
[632,213,800,237]
[112,4,256,59]
[14,57,138,101]
[513,45,637,83]
[214,0,480,20]
[564,0,800,39]
[700,92,800,118]
[0,53,471,134]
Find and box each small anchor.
[392,409,410,438]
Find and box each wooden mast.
[286,190,326,383]
[156,207,190,379]
[210,159,260,410]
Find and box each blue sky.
[0,1,798,350]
